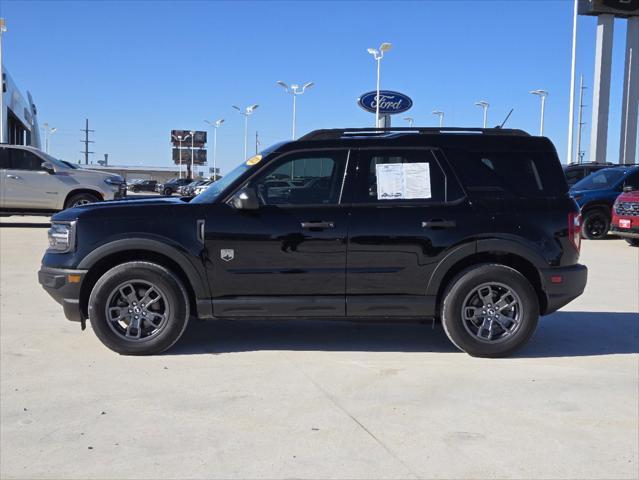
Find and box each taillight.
[568,212,581,252]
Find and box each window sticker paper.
[376,162,431,200]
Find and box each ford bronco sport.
[38,127,588,357]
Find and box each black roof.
[299,127,530,141]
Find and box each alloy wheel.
[461,282,523,343]
[105,280,169,341]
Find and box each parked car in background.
[570,165,639,239]
[611,189,639,246]
[39,127,587,357]
[563,162,615,187]
[178,180,204,196]
[192,180,213,196]
[128,179,157,193]
[0,144,126,215]
[155,178,192,196]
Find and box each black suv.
[156,178,192,196]
[38,128,587,357]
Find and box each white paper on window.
[376,162,431,200]
[375,163,404,199]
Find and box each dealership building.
[0,67,41,149]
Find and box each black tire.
[132,187,140,193]
[88,261,190,355]
[163,188,172,196]
[582,209,610,240]
[64,192,100,209]
[625,238,639,246]
[441,264,539,358]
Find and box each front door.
[2,148,61,210]
[204,149,351,317]
[346,147,470,317]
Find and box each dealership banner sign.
[358,90,413,115]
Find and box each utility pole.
[255,131,260,154]
[80,118,94,164]
[576,75,587,164]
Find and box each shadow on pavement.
[168,311,639,358]
[0,222,50,228]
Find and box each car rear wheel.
[582,210,610,240]
[64,192,100,209]
[88,261,190,355]
[441,264,539,358]
[625,238,639,246]
[163,188,172,196]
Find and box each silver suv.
[0,145,126,214]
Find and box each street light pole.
[0,18,6,144]
[42,123,57,153]
[189,130,195,179]
[432,110,445,127]
[205,119,224,180]
[475,101,489,128]
[367,42,392,128]
[233,104,259,160]
[403,117,414,127]
[567,0,579,164]
[276,81,314,140]
[530,90,549,136]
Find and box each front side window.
[573,168,625,191]
[354,149,450,204]
[8,150,45,171]
[249,151,348,206]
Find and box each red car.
[611,190,639,246]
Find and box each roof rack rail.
[298,127,530,141]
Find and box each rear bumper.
[539,264,588,315]
[38,266,87,322]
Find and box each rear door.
[345,147,469,317]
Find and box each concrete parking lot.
[1,216,637,480]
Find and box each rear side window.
[446,149,567,198]
[353,149,460,204]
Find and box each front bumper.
[539,264,588,315]
[38,266,88,322]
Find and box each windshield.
[572,168,625,191]
[60,160,81,169]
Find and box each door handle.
[6,174,22,180]
[422,219,456,228]
[301,221,335,230]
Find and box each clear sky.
[0,0,636,174]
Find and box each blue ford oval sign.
[357,90,413,115]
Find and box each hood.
[67,168,124,182]
[616,190,639,203]
[52,196,187,221]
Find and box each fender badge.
[220,249,234,262]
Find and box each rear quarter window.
[445,148,567,198]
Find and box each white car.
[0,145,126,215]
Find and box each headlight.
[104,176,124,186]
[47,222,76,253]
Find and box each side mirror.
[231,187,259,210]
[41,162,55,174]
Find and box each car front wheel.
[441,264,539,358]
[163,188,172,196]
[88,261,190,355]
[64,192,100,209]
[582,210,610,240]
